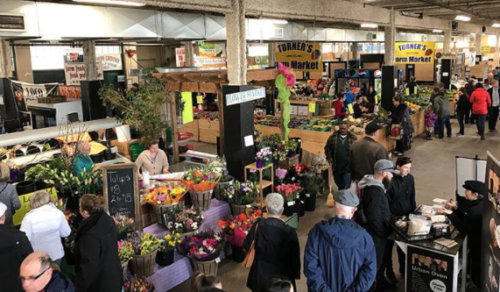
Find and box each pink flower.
[286,74,296,87]
[278,63,291,76]
[275,168,287,179]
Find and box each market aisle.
[172,119,500,292]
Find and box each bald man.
[20,252,74,292]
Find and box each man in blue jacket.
[304,190,376,292]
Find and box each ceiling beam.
[418,0,500,22]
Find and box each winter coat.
[488,87,500,107]
[349,137,389,182]
[465,83,475,98]
[0,182,21,226]
[358,176,392,238]
[243,217,301,292]
[74,211,122,292]
[44,270,75,292]
[391,103,414,135]
[73,154,94,177]
[20,204,71,261]
[0,224,33,292]
[433,92,452,118]
[386,174,416,217]
[456,93,471,115]
[470,87,491,115]
[324,132,357,173]
[304,216,376,292]
[334,100,347,118]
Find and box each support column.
[0,40,13,78]
[225,0,247,85]
[495,35,500,67]
[123,45,139,88]
[351,43,358,60]
[83,40,98,80]
[14,43,34,83]
[443,26,452,55]
[384,8,396,65]
[268,43,276,67]
[377,42,382,53]
[475,34,482,55]
[182,41,194,67]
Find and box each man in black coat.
[438,180,486,288]
[487,80,500,132]
[357,159,397,291]
[20,251,75,292]
[0,202,33,292]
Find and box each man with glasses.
[0,202,33,292]
[20,251,74,292]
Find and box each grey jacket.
[433,93,452,118]
[0,182,21,226]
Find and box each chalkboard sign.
[101,163,141,230]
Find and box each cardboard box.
[291,106,299,115]
[110,139,140,156]
[199,129,218,144]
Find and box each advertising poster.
[10,80,59,109]
[406,245,454,292]
[199,42,216,57]
[395,42,435,64]
[64,62,103,85]
[276,42,323,72]
[482,152,500,292]
[58,85,82,99]
[176,48,186,67]
[96,54,122,71]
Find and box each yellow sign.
[375,95,379,104]
[395,42,435,64]
[199,42,216,57]
[13,188,58,226]
[197,95,203,104]
[481,46,491,54]
[405,88,410,96]
[309,102,316,113]
[181,92,193,124]
[347,104,354,114]
[276,42,323,72]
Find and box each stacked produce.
[193,109,219,120]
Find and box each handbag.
[242,223,259,268]
[390,124,402,140]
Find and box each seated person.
[135,140,170,178]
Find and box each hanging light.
[455,15,471,22]
[361,23,378,29]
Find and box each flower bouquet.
[143,182,188,226]
[181,165,222,211]
[224,180,259,215]
[210,157,234,201]
[218,214,256,263]
[123,277,154,292]
[156,232,181,267]
[255,147,272,168]
[177,229,225,276]
[128,232,163,277]
[166,206,204,238]
[114,215,135,240]
[118,240,134,276]
[276,184,302,217]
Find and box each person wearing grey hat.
[304,190,376,292]
[0,202,33,292]
[356,159,397,291]
[437,180,485,288]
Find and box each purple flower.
[276,168,287,179]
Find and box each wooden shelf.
[259,180,273,189]
[245,162,273,171]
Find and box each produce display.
[143,182,188,206]
[193,109,219,120]
[256,116,340,132]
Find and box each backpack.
[353,188,367,227]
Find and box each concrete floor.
[171,119,500,292]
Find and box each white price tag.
[229,181,234,186]
[215,257,221,263]
[287,201,295,206]
[246,204,252,208]
[300,200,304,204]
[305,193,310,198]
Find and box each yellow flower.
[164,234,171,241]
[169,242,175,247]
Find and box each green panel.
[33,70,66,84]
[103,70,123,87]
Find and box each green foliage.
[224,181,258,205]
[99,68,171,144]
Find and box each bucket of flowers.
[118,240,134,277]
[128,232,163,277]
[210,158,234,201]
[114,214,135,241]
[218,213,256,263]
[177,229,225,276]
[303,172,325,212]
[255,147,273,169]
[224,180,259,216]
[62,210,77,265]
[276,184,302,217]
[143,182,188,226]
[156,232,181,267]
[181,165,221,211]
[123,276,154,292]
[166,206,204,239]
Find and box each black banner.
[482,153,500,292]
[406,245,454,292]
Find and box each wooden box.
[110,139,141,156]
[198,119,220,131]
[179,120,199,142]
[199,129,219,144]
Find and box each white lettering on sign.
[225,87,266,106]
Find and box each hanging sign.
[11,80,59,109]
[181,92,194,124]
[395,42,435,64]
[308,102,316,113]
[226,87,266,106]
[199,42,217,57]
[176,48,186,67]
[276,42,323,72]
[96,54,123,71]
[406,245,454,292]
[64,62,103,85]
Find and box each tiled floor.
[170,119,500,292]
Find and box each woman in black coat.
[391,95,414,156]
[243,193,300,292]
[75,194,122,292]
[455,87,469,137]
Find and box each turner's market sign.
[276,42,323,72]
[395,42,435,64]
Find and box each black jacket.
[456,93,471,115]
[75,211,122,292]
[0,224,33,292]
[358,176,392,239]
[488,87,500,108]
[386,174,416,217]
[243,217,300,292]
[392,103,414,135]
[350,137,389,181]
[44,271,75,292]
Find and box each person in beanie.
[438,180,486,288]
[357,159,397,291]
[433,84,453,139]
[304,190,376,292]
[0,202,33,292]
[324,121,357,190]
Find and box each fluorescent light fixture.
[493,23,500,28]
[361,23,378,28]
[455,15,471,22]
[433,29,443,33]
[259,19,288,25]
[73,0,145,6]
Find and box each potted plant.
[114,215,135,241]
[166,206,204,238]
[255,147,272,168]
[181,165,221,211]
[224,181,259,216]
[276,184,302,217]
[129,232,162,277]
[118,240,134,277]
[210,158,234,201]
[143,182,187,226]
[156,232,181,267]
[303,173,325,212]
[218,214,256,263]
[177,229,225,276]
[123,277,154,292]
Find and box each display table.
[390,230,467,292]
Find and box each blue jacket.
[45,270,75,292]
[304,217,376,292]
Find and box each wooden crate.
[301,141,326,156]
[199,129,219,144]
[198,119,220,131]
[110,139,141,156]
[257,125,281,136]
[179,120,199,142]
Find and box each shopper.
[73,140,94,177]
[424,107,438,140]
[488,80,500,132]
[135,139,170,178]
[260,276,295,292]
[384,157,415,282]
[74,194,122,292]
[0,162,21,226]
[244,193,300,292]
[407,76,419,95]
[465,79,476,124]
[438,180,485,288]
[0,202,33,292]
[324,121,357,190]
[455,87,470,137]
[391,95,414,156]
[366,86,377,104]
[350,122,390,182]
[353,95,367,118]
[470,82,491,140]
[357,160,397,291]
[433,85,452,139]
[304,190,376,292]
[347,79,358,88]
[334,93,348,120]
[191,272,223,292]
[20,252,75,292]
[20,191,71,265]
